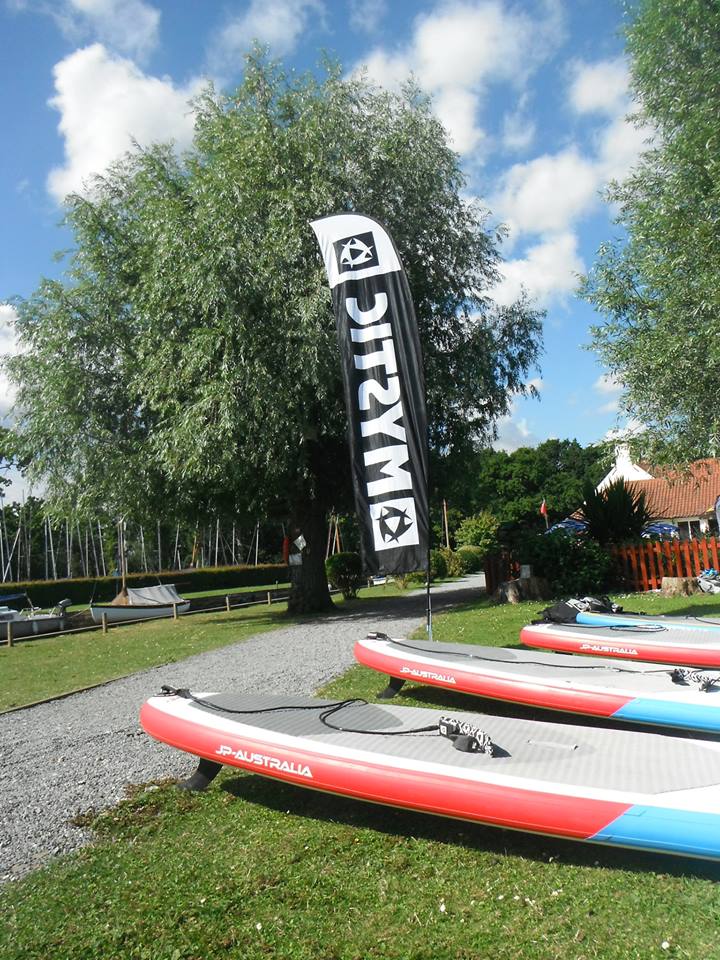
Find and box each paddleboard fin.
[178,758,222,792]
[378,676,406,699]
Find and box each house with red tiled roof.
[599,446,720,540]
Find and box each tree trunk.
[287,494,334,615]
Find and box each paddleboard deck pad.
[354,634,720,733]
[141,687,720,860]
[522,621,720,668]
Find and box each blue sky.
[0,0,643,501]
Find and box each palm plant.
[580,478,655,545]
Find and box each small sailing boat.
[90,520,189,624]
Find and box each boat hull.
[90,601,190,624]
[0,614,65,640]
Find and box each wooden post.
[225,595,231,612]
[7,621,13,647]
[101,612,108,635]
[267,591,272,605]
[173,602,178,620]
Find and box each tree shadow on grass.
[217,771,720,882]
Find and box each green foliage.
[439,547,464,577]
[406,548,447,585]
[325,552,363,600]
[518,530,614,597]
[580,478,654,545]
[583,0,720,464]
[7,592,720,959]
[0,564,289,608]
[455,511,499,555]
[429,548,448,581]
[457,544,485,573]
[7,54,542,520]
[435,440,607,540]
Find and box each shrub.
[440,547,464,577]
[580,478,655,544]
[457,545,485,574]
[404,549,447,585]
[430,548,448,580]
[325,552,363,600]
[0,564,290,607]
[455,512,499,557]
[518,530,613,597]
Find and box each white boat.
[89,583,190,624]
[0,594,71,641]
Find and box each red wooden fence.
[609,537,720,592]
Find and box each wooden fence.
[610,537,720,592]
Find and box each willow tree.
[583,0,720,464]
[7,55,542,612]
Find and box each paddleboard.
[522,621,720,667]
[141,688,720,861]
[354,634,720,733]
[575,609,720,632]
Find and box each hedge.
[0,564,290,608]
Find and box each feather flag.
[311,213,429,575]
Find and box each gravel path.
[0,575,484,882]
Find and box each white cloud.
[501,96,536,153]
[211,0,324,67]
[490,59,650,243]
[433,86,486,154]
[493,408,538,452]
[491,231,584,308]
[13,0,160,59]
[348,0,387,34]
[492,148,599,236]
[569,57,628,116]
[594,373,623,413]
[46,44,204,202]
[594,373,622,395]
[596,112,650,183]
[354,0,565,154]
[0,304,20,420]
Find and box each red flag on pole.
[540,499,547,516]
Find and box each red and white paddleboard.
[141,688,720,860]
[354,634,720,733]
[521,621,720,668]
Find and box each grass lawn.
[0,579,447,712]
[0,604,290,712]
[3,589,720,959]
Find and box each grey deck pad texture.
[187,692,720,795]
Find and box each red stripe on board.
[354,641,632,719]
[520,626,720,668]
[140,700,630,841]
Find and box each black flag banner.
[311,212,429,575]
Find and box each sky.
[0,0,646,502]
